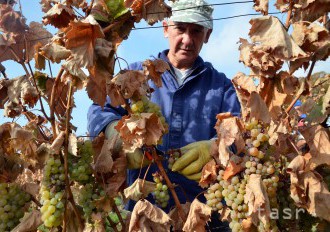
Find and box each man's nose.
[181,32,194,46]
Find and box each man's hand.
[171,140,213,181]
[105,121,150,169]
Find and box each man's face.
[163,21,212,70]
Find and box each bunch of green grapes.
[105,197,129,232]
[0,183,31,231]
[131,96,168,134]
[152,173,170,208]
[77,183,105,220]
[204,118,282,232]
[69,140,94,184]
[40,156,65,228]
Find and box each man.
[88,0,240,230]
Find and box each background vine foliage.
[0,0,329,231]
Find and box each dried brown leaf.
[111,70,147,100]
[199,159,217,188]
[290,21,330,73]
[125,0,171,25]
[34,42,46,70]
[0,21,52,63]
[253,0,268,15]
[87,65,110,108]
[43,3,76,28]
[168,202,191,231]
[214,113,245,167]
[247,92,271,124]
[231,72,258,119]
[249,16,308,61]
[65,15,104,68]
[142,59,169,87]
[94,139,114,173]
[124,178,156,201]
[40,41,71,63]
[244,174,271,226]
[0,4,27,33]
[292,0,330,23]
[128,199,172,232]
[50,131,65,154]
[223,160,244,181]
[116,113,166,153]
[300,125,330,169]
[12,210,42,232]
[239,38,283,78]
[45,75,71,117]
[182,199,212,232]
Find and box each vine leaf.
[300,125,330,169]
[11,210,42,232]
[182,199,212,232]
[115,113,166,152]
[42,3,76,28]
[87,65,108,109]
[94,138,114,173]
[222,159,244,181]
[214,113,245,167]
[124,0,171,25]
[287,157,330,222]
[64,15,104,68]
[168,202,191,231]
[253,0,269,15]
[239,38,283,78]
[40,41,71,64]
[199,159,217,188]
[247,92,271,123]
[291,0,330,23]
[142,59,170,88]
[290,21,330,73]
[249,16,308,61]
[128,199,172,232]
[244,174,271,227]
[110,70,147,104]
[124,178,156,201]
[0,21,52,63]
[45,77,70,117]
[0,4,27,33]
[274,0,290,12]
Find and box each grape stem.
[62,82,84,232]
[150,147,187,222]
[110,197,125,231]
[107,215,119,232]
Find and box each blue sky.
[1,0,329,136]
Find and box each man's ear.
[163,20,169,38]
[204,29,212,43]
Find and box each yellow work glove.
[171,140,213,181]
[105,121,150,169]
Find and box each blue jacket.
[87,50,241,211]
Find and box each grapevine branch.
[49,67,64,138]
[62,82,84,231]
[285,1,294,29]
[107,215,119,232]
[150,147,186,222]
[109,197,125,231]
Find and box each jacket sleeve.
[87,97,128,137]
[87,62,143,137]
[221,77,241,117]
